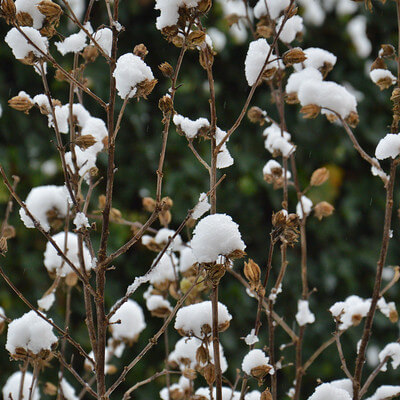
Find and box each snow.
[154,228,183,251]
[254,0,290,19]
[113,53,154,99]
[191,214,246,263]
[92,28,113,57]
[192,193,211,220]
[44,231,93,277]
[5,27,48,60]
[295,299,315,326]
[245,39,277,86]
[174,300,232,337]
[294,47,337,72]
[298,80,357,119]
[19,185,70,232]
[80,117,108,148]
[73,212,90,229]
[276,15,303,44]
[65,146,98,180]
[347,16,371,58]
[109,299,146,341]
[55,29,87,55]
[48,104,70,133]
[375,133,400,160]
[286,68,323,95]
[263,160,283,175]
[6,310,57,355]
[244,329,259,345]
[60,378,79,400]
[245,391,262,400]
[173,114,210,139]
[149,253,177,286]
[329,295,371,330]
[307,383,352,400]
[145,294,172,313]
[365,386,400,400]
[370,69,397,86]
[155,0,202,30]
[242,349,274,375]
[15,0,45,29]
[68,0,85,21]
[2,371,40,400]
[330,379,353,396]
[215,127,234,169]
[208,28,227,52]
[179,246,197,273]
[263,123,294,156]
[297,0,325,26]
[379,342,400,371]
[38,292,56,311]
[296,196,313,219]
[377,297,397,319]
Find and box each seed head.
[247,106,266,125]
[133,43,148,60]
[8,95,34,114]
[314,201,334,220]
[300,104,321,119]
[310,167,329,186]
[283,48,307,65]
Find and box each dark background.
[1,0,400,398]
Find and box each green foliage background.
[1,0,400,398]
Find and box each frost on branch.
[365,386,400,400]
[295,299,315,326]
[375,133,400,160]
[44,231,93,277]
[190,213,246,263]
[245,39,279,86]
[242,349,274,381]
[5,26,48,61]
[109,299,146,343]
[6,310,57,358]
[2,371,40,400]
[113,53,155,99]
[378,342,400,371]
[174,300,231,337]
[19,185,70,231]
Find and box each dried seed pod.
[16,11,33,26]
[8,95,34,114]
[283,47,307,65]
[196,345,208,365]
[158,95,173,113]
[2,225,16,239]
[159,62,174,78]
[65,272,78,287]
[37,0,63,23]
[0,237,8,255]
[285,92,299,104]
[261,388,273,400]
[159,210,172,226]
[136,78,157,99]
[187,30,206,47]
[43,382,57,396]
[251,365,272,381]
[83,45,99,62]
[75,134,97,150]
[389,308,399,323]
[310,167,329,186]
[244,259,261,284]
[133,43,148,59]
[370,57,386,71]
[256,25,273,39]
[203,363,216,385]
[344,111,359,128]
[143,197,156,212]
[247,106,266,125]
[300,104,321,119]
[314,201,334,220]
[197,0,212,13]
[1,0,16,24]
[380,44,396,58]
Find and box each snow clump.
[375,133,400,160]
[173,114,210,139]
[192,193,211,220]
[5,27,48,61]
[295,300,315,326]
[329,295,371,330]
[365,386,400,400]
[19,185,70,231]
[378,342,400,371]
[175,300,231,336]
[2,371,40,400]
[242,349,274,376]
[191,213,246,263]
[296,196,313,219]
[307,382,351,400]
[6,310,57,356]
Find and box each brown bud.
[143,197,156,212]
[196,345,208,365]
[1,0,16,24]
[65,272,78,287]
[344,111,359,128]
[262,67,277,80]
[310,167,329,186]
[389,308,398,323]
[285,92,299,104]
[203,363,216,385]
[43,382,57,396]
[370,57,386,71]
[107,365,118,375]
[314,201,334,220]
[2,225,16,239]
[159,62,174,78]
[16,11,33,26]
[75,134,97,150]
[187,30,206,47]
[8,95,34,114]
[54,68,67,82]
[380,44,395,59]
[162,196,173,210]
[37,0,62,23]
[158,95,173,114]
[261,389,273,400]
[83,45,99,62]
[110,207,122,221]
[300,104,321,119]
[282,47,307,65]
[151,305,171,318]
[247,106,266,126]
[250,365,272,380]
[159,210,172,226]
[256,25,273,39]
[133,43,148,60]
[244,259,261,284]
[136,78,157,99]
[0,237,8,255]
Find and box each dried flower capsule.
[314,201,334,220]
[300,104,321,119]
[75,134,97,150]
[244,259,261,284]
[283,48,307,65]
[256,25,273,39]
[196,345,208,365]
[136,78,157,99]
[83,45,99,62]
[37,0,62,24]
[203,363,216,385]
[247,106,266,125]
[345,111,359,128]
[310,167,329,186]
[8,95,34,114]
[380,44,395,58]
[159,62,174,78]
[370,57,386,71]
[16,11,33,26]
[143,197,156,212]
[1,0,16,24]
[261,389,273,400]
[198,0,212,13]
[133,43,148,60]
[187,30,206,47]
[158,95,173,114]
